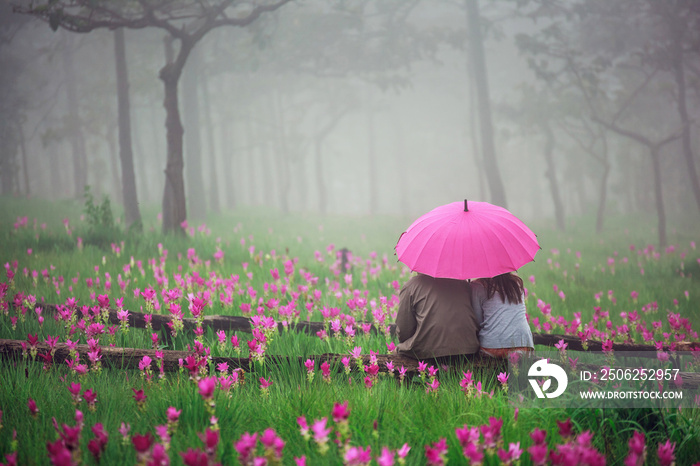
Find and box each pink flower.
[297,416,309,439]
[83,389,97,409]
[602,339,614,353]
[528,443,548,466]
[455,425,480,448]
[27,398,38,417]
[460,371,473,393]
[138,355,152,372]
[167,406,181,423]
[397,443,411,460]
[463,443,484,463]
[198,377,216,400]
[657,440,675,466]
[377,447,395,466]
[199,428,220,456]
[132,388,146,405]
[425,438,448,465]
[364,376,373,389]
[497,372,509,386]
[132,432,154,453]
[321,361,331,380]
[217,362,229,374]
[367,364,379,377]
[181,448,208,466]
[331,401,350,423]
[426,378,440,394]
[88,422,109,461]
[569,357,579,371]
[497,442,522,464]
[259,377,273,394]
[350,347,362,359]
[556,418,573,440]
[386,342,396,353]
[304,359,315,373]
[119,422,130,439]
[234,432,258,464]
[530,428,547,445]
[481,417,503,449]
[260,428,285,459]
[311,418,332,445]
[344,445,372,465]
[68,382,82,403]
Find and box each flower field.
[1,198,699,465]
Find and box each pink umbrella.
[396,200,540,280]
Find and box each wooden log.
[2,338,698,388]
[0,338,499,376]
[36,305,699,353]
[531,333,700,353]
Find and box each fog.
[1,0,698,241]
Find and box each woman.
[470,272,533,357]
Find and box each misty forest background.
[1,0,700,246]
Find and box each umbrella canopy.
[395,200,540,280]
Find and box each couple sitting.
[395,272,533,360]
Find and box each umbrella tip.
[464,199,469,212]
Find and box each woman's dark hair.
[481,272,524,305]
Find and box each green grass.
[1,196,699,465]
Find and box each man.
[396,273,479,359]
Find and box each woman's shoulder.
[469,280,485,291]
[469,280,487,298]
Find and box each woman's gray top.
[470,280,534,349]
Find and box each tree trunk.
[259,113,274,207]
[182,48,207,220]
[47,143,61,197]
[243,108,258,206]
[200,68,221,213]
[61,35,88,199]
[221,105,236,208]
[671,37,700,213]
[105,123,122,205]
[114,28,142,229]
[19,124,29,197]
[160,37,189,235]
[273,92,291,214]
[467,69,486,202]
[542,124,565,231]
[465,0,507,207]
[392,116,409,217]
[595,161,610,234]
[148,101,164,205]
[366,92,378,216]
[650,145,667,247]
[314,136,327,215]
[132,111,152,204]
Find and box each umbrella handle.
[464,199,469,212]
